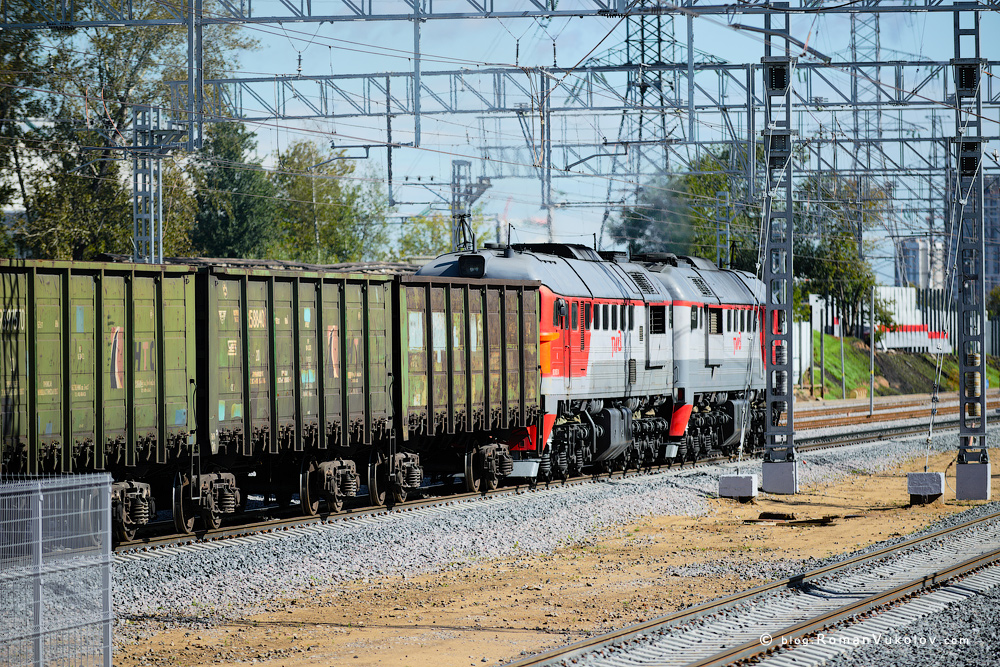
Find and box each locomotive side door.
[553,297,572,390]
[645,303,670,372]
[564,300,578,390]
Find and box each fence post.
[31,482,42,667]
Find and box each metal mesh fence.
[0,474,112,667]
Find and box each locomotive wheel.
[172,474,197,535]
[369,450,388,507]
[464,448,482,493]
[300,459,322,516]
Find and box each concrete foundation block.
[762,461,799,495]
[719,475,758,501]
[956,462,992,501]
[908,472,944,505]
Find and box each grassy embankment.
[799,331,1000,400]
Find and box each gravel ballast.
[113,424,993,645]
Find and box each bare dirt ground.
[116,448,1000,667]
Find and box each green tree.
[987,285,1000,320]
[795,174,893,335]
[607,147,760,271]
[14,148,132,259]
[270,140,391,263]
[161,159,197,257]
[1,1,254,259]
[191,123,276,258]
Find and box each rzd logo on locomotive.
[610,332,623,355]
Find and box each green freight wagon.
[393,276,540,495]
[0,258,544,539]
[185,265,396,529]
[0,260,197,541]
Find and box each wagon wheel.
[483,458,499,492]
[114,512,138,543]
[82,489,108,546]
[172,473,197,535]
[300,458,322,516]
[464,447,483,494]
[391,483,408,505]
[368,449,388,507]
[201,492,222,531]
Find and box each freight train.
[0,244,767,541]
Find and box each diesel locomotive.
[0,244,767,541]
[419,243,768,481]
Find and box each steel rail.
[115,415,970,554]
[503,509,1000,667]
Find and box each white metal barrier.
[0,474,112,667]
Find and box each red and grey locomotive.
[416,243,769,481]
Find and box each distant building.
[895,237,944,289]
[938,173,1000,296]
[986,174,1000,296]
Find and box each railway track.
[115,412,957,557]
[114,405,969,555]
[503,509,1000,667]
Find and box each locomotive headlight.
[458,254,486,278]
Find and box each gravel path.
[112,424,992,644]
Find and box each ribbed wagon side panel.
[366,280,392,444]
[0,271,29,474]
[485,288,503,428]
[157,273,196,464]
[1,261,196,476]
[398,276,541,446]
[343,283,366,443]
[67,275,96,471]
[272,280,295,451]
[245,280,271,451]
[130,276,161,465]
[34,273,62,467]
[321,284,342,448]
[297,281,320,451]
[100,276,127,466]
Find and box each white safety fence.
[0,474,112,667]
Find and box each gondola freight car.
[0,260,198,540]
[0,258,542,540]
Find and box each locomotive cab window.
[708,308,723,335]
[649,306,667,334]
[690,308,698,330]
[554,299,568,328]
